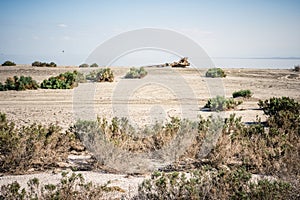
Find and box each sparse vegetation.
[74,116,191,153]
[258,96,300,118]
[0,96,299,198]
[202,113,300,178]
[86,68,114,82]
[135,97,300,199]
[258,96,300,128]
[75,71,87,83]
[79,63,89,68]
[135,167,296,199]
[0,172,124,199]
[0,76,39,91]
[0,113,76,174]
[40,71,81,89]
[79,63,99,68]
[32,61,56,67]
[205,68,226,78]
[124,67,148,79]
[232,89,252,98]
[1,60,16,66]
[90,63,98,68]
[204,96,242,111]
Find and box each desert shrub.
[258,97,300,135]
[78,63,100,68]
[74,116,192,153]
[202,111,300,179]
[232,89,252,98]
[0,113,76,174]
[78,63,99,68]
[75,71,86,83]
[86,70,97,81]
[48,62,56,67]
[86,68,114,82]
[32,61,56,67]
[40,71,81,89]
[154,110,299,198]
[135,167,296,200]
[32,61,41,66]
[124,67,148,79]
[0,172,125,199]
[0,76,39,91]
[204,96,242,111]
[205,68,226,78]
[0,82,4,91]
[74,117,180,152]
[73,116,198,173]
[79,63,89,68]
[258,96,300,118]
[1,60,16,66]
[90,63,98,68]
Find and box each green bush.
[79,63,89,68]
[258,97,300,117]
[32,61,41,66]
[125,67,148,79]
[0,76,39,91]
[205,68,226,78]
[232,89,252,98]
[86,68,114,82]
[0,82,4,91]
[41,71,80,89]
[48,62,56,67]
[90,63,98,68]
[1,60,16,66]
[258,97,300,128]
[32,61,56,67]
[78,62,99,68]
[204,96,242,111]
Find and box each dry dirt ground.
[1,66,299,130]
[0,65,299,197]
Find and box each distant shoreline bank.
[1,55,300,69]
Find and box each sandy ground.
[0,66,299,130]
[0,65,300,196]
[0,170,146,199]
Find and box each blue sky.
[0,0,299,65]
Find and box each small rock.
[27,168,35,172]
[218,165,230,171]
[56,161,71,168]
[70,142,85,152]
[68,154,92,160]
[52,168,62,174]
[70,150,81,155]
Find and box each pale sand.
[0,170,146,199]
[0,66,299,196]
[0,66,299,130]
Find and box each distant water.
[211,58,300,69]
[1,53,299,69]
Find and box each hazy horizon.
[1,0,300,67]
